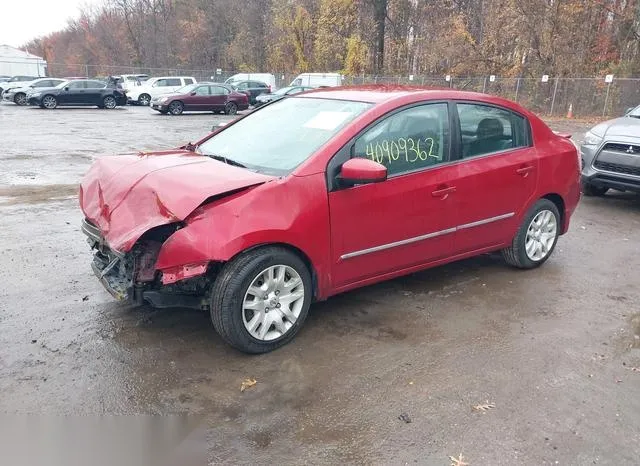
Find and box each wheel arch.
[540,193,566,233]
[232,242,320,301]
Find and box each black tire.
[159,110,168,114]
[225,101,238,115]
[42,95,57,109]
[138,94,151,106]
[168,101,183,115]
[14,92,27,106]
[501,198,561,269]
[210,246,313,354]
[582,182,608,197]
[103,95,117,109]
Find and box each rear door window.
[183,78,194,85]
[194,85,210,96]
[456,103,529,158]
[211,86,230,96]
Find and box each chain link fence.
[6,61,640,118]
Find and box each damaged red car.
[80,85,580,353]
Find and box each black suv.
[230,80,270,105]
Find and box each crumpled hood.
[80,150,273,251]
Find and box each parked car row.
[1,71,344,112]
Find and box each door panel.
[452,103,538,253]
[329,102,456,287]
[209,86,229,111]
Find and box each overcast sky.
[1,0,102,48]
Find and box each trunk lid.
[80,150,273,251]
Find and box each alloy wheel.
[42,96,57,109]
[525,210,557,261]
[242,265,305,341]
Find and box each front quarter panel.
[154,173,332,298]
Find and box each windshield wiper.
[207,154,247,168]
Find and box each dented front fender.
[154,174,333,298]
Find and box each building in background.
[0,45,47,77]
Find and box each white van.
[289,73,342,88]
[224,73,276,90]
[127,76,197,106]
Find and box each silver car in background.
[2,78,66,106]
[580,106,640,196]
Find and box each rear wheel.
[14,92,27,106]
[168,101,183,115]
[42,95,57,109]
[103,95,117,109]
[502,199,560,269]
[210,247,312,353]
[138,94,151,106]
[225,102,238,115]
[582,182,608,197]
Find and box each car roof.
[296,84,523,109]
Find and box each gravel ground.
[0,102,639,465]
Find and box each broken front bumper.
[82,218,134,301]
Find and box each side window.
[194,85,210,96]
[293,78,302,86]
[353,103,450,176]
[183,78,194,85]
[86,80,106,89]
[153,79,167,87]
[68,81,85,89]
[457,103,528,158]
[235,82,248,90]
[35,80,50,87]
[211,86,230,96]
[166,78,182,86]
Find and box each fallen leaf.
[472,401,495,412]
[398,412,412,423]
[82,295,89,301]
[449,453,469,466]
[240,378,257,392]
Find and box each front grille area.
[594,161,640,177]
[602,143,640,153]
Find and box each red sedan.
[150,83,249,115]
[80,85,581,353]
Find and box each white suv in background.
[126,76,197,106]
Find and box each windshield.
[197,97,371,175]
[175,83,198,94]
[627,106,640,118]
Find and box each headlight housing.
[159,96,169,103]
[583,130,603,146]
[30,92,42,97]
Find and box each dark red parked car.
[150,82,249,115]
[80,85,580,353]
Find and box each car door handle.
[431,186,456,198]
[516,165,534,176]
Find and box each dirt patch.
[0,184,79,205]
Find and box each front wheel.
[225,102,238,115]
[168,101,183,115]
[502,199,561,269]
[14,92,27,106]
[210,247,312,353]
[42,95,57,109]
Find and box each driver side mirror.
[190,91,197,96]
[64,87,69,91]
[625,107,634,115]
[339,158,387,187]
